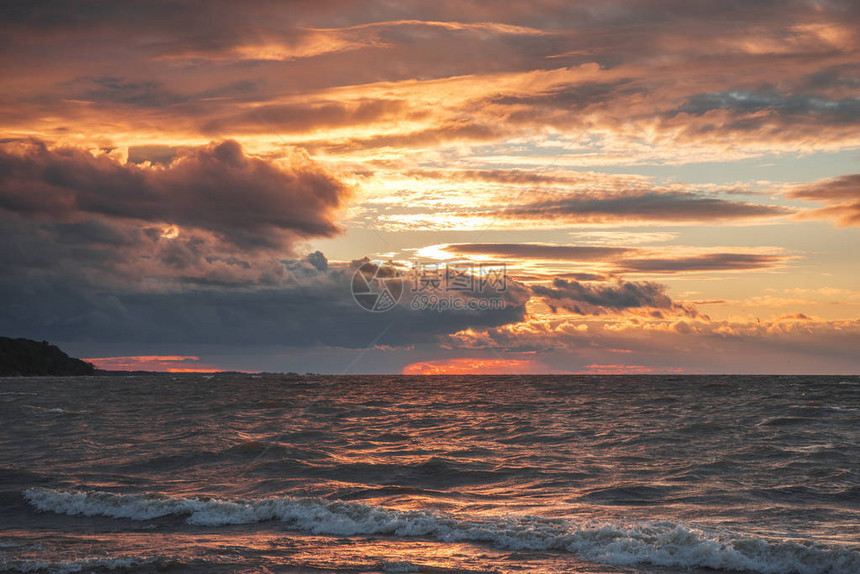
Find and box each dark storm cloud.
[0,137,530,350]
[0,211,287,289]
[0,139,349,248]
[46,220,138,247]
[0,138,354,294]
[0,255,529,349]
[789,174,860,226]
[501,192,789,223]
[531,277,696,317]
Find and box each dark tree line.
[0,337,94,376]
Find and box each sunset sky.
[1,1,858,374]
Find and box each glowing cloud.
[83,355,225,373]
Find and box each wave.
[2,555,171,573]
[22,405,89,416]
[24,488,859,574]
[380,560,421,573]
[751,484,860,504]
[758,416,819,427]
[575,484,678,505]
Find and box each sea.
[0,374,858,573]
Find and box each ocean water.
[0,375,858,574]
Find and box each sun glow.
[83,355,225,372]
[403,358,540,375]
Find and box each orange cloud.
[447,313,860,373]
[403,358,539,375]
[163,368,223,374]
[789,174,860,227]
[84,355,223,372]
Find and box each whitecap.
[381,560,421,572]
[24,488,860,574]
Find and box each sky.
[1,0,859,374]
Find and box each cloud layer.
[438,243,787,275]
[0,139,349,250]
[532,278,697,318]
[789,174,860,226]
[1,1,858,372]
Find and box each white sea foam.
[381,560,421,573]
[22,405,87,415]
[24,488,860,574]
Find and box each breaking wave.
[24,488,859,574]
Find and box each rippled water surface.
[1,374,858,573]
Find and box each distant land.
[0,337,95,376]
[0,340,310,376]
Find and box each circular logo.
[351,261,404,312]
